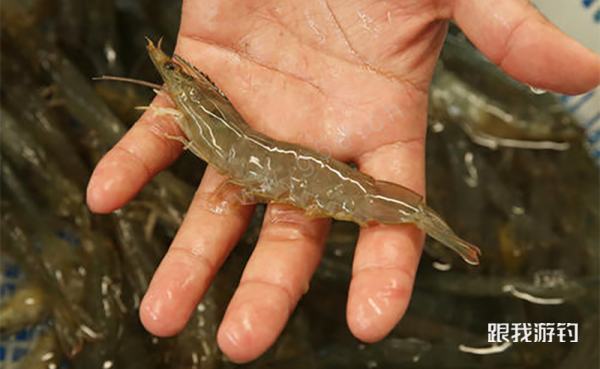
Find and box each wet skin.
[87,0,600,363]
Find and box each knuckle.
[238,279,297,311]
[353,264,413,301]
[168,244,216,276]
[112,145,152,181]
[262,205,325,244]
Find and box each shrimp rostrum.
[142,39,481,265]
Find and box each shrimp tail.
[411,204,481,265]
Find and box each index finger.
[87,95,184,213]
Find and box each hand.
[87,0,599,362]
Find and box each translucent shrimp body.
[145,40,481,265]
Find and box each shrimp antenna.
[93,76,163,90]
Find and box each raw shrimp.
[17,328,63,369]
[142,39,481,265]
[0,285,48,334]
[430,33,582,151]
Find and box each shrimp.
[0,285,48,334]
[17,327,63,369]
[143,39,481,265]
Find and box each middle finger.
[139,167,255,336]
[217,204,330,363]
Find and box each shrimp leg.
[138,104,207,157]
[164,133,193,150]
[206,179,265,216]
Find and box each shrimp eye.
[165,62,175,71]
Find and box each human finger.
[452,0,600,94]
[217,204,330,363]
[87,95,184,213]
[140,167,255,336]
[347,138,426,342]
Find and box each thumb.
[453,0,600,95]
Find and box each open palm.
[87,0,599,362]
